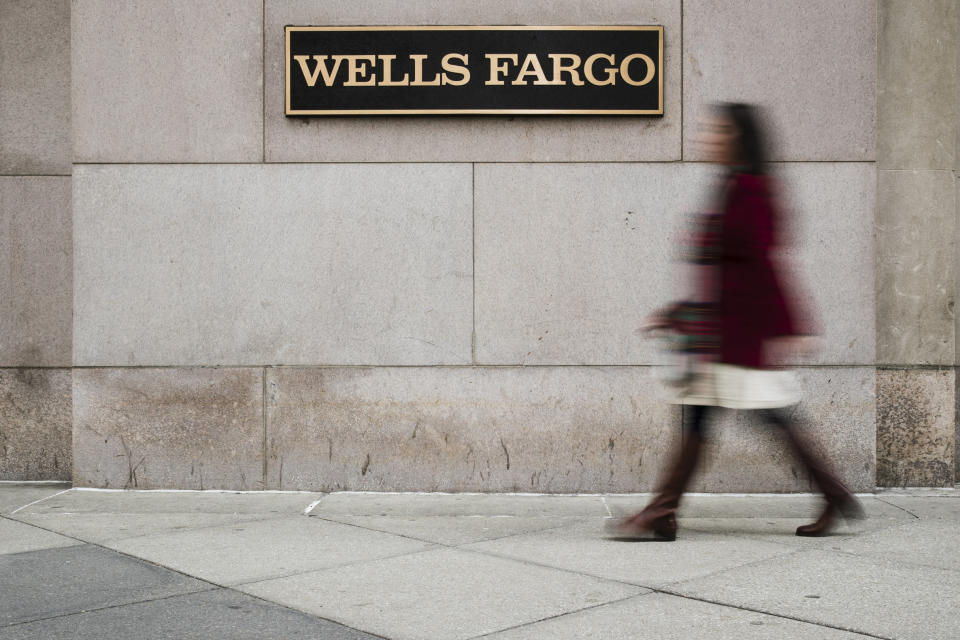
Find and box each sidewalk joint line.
[654,588,898,640]
[10,512,291,547]
[873,496,920,518]
[231,544,441,589]
[0,587,219,630]
[9,488,72,515]
[465,592,654,640]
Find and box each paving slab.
[314,493,607,518]
[483,592,866,640]
[0,484,69,514]
[671,549,960,640]
[108,515,434,586]
[313,514,588,547]
[18,489,323,515]
[0,517,80,555]
[0,544,210,626]
[605,494,907,519]
[0,588,379,640]
[835,519,960,572]
[464,519,796,588]
[678,515,904,548]
[13,511,280,545]
[240,547,645,640]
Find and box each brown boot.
[606,433,703,541]
[781,427,865,537]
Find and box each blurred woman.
[608,103,863,540]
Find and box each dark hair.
[715,103,768,174]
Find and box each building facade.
[1,0,958,492]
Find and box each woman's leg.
[761,408,864,536]
[607,404,709,539]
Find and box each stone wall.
[875,0,960,487]
[2,0,956,490]
[0,0,72,480]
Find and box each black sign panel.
[285,26,663,116]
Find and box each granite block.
[683,0,876,161]
[0,369,72,481]
[0,177,72,366]
[689,368,876,493]
[265,366,680,492]
[72,164,472,366]
[877,368,955,487]
[72,368,264,490]
[475,163,875,366]
[72,0,262,162]
[876,170,957,365]
[878,0,960,170]
[0,0,70,175]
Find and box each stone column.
[0,0,73,480]
[876,0,960,486]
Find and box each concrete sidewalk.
[1,485,958,640]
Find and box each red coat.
[718,173,807,368]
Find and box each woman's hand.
[637,306,675,337]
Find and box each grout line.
[876,168,956,173]
[0,367,72,370]
[0,174,72,178]
[262,0,266,164]
[466,592,654,640]
[472,162,477,364]
[69,487,323,494]
[0,586,219,630]
[9,488,72,515]
[653,588,897,640]
[467,586,890,640]
[13,513,290,547]
[42,364,887,370]
[67,160,878,166]
[232,543,442,589]
[261,367,267,490]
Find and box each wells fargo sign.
[285,26,663,115]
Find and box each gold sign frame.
[285,25,664,116]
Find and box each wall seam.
[262,366,267,490]
[53,364,878,370]
[262,0,266,164]
[679,0,684,162]
[472,162,477,364]
[67,160,879,167]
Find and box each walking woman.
[608,103,863,540]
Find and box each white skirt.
[674,362,802,409]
